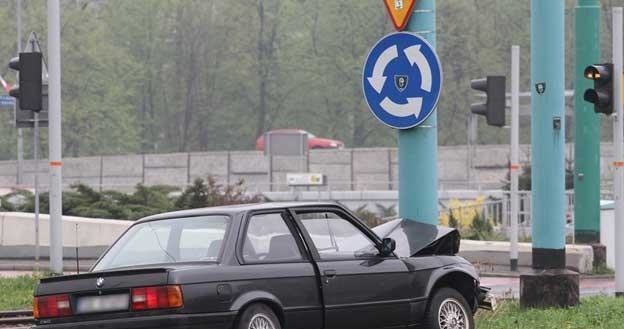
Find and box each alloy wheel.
[248,313,276,329]
[438,297,469,329]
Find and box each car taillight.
[131,285,183,311]
[33,294,72,319]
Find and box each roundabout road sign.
[362,32,442,129]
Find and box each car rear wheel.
[237,304,281,329]
[424,287,474,329]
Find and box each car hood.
[372,219,460,258]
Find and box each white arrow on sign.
[367,45,398,94]
[404,45,432,92]
[380,97,423,118]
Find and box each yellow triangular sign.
[383,0,417,31]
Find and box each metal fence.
[443,190,615,241]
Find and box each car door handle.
[323,270,337,283]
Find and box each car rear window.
[93,215,229,271]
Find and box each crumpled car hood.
[373,218,460,258]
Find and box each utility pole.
[399,0,438,224]
[520,0,579,308]
[15,0,23,186]
[574,0,602,245]
[47,0,63,275]
[467,113,477,189]
[28,35,41,263]
[612,7,624,297]
[510,45,520,272]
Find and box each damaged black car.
[32,202,493,329]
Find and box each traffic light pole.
[47,0,63,275]
[519,0,579,308]
[33,110,40,263]
[612,7,624,297]
[15,0,23,186]
[22,36,43,264]
[510,45,520,271]
[399,0,438,224]
[574,0,601,245]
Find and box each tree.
[0,0,616,157]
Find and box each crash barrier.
[0,212,130,259]
[0,212,595,273]
[601,201,616,269]
[460,240,594,274]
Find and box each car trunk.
[36,267,170,296]
[33,267,175,324]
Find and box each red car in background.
[256,129,345,151]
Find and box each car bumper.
[33,312,237,329]
[478,286,497,311]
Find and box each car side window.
[242,213,304,263]
[297,211,379,260]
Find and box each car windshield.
[93,215,230,271]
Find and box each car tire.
[423,287,474,329]
[236,303,282,329]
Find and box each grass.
[477,297,624,329]
[2,276,624,327]
[0,275,39,311]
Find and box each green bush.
[176,177,264,210]
[353,204,397,227]
[448,210,460,229]
[2,177,263,221]
[462,211,505,241]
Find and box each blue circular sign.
[362,32,442,129]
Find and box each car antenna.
[75,223,80,274]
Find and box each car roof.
[269,128,306,133]
[137,201,343,223]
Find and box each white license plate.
[76,294,129,314]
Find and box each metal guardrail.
[442,190,593,233]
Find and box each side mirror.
[379,238,396,257]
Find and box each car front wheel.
[425,287,475,329]
[237,304,282,329]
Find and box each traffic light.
[583,63,614,115]
[8,52,43,112]
[470,76,506,127]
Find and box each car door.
[237,210,323,329]
[291,207,411,329]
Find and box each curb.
[480,271,615,280]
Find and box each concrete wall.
[600,204,615,269]
[0,143,616,193]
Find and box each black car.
[33,202,493,329]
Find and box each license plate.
[76,294,129,314]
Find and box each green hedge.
[2,177,263,221]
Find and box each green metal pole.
[399,0,438,224]
[530,0,566,269]
[574,0,601,244]
[520,0,579,309]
